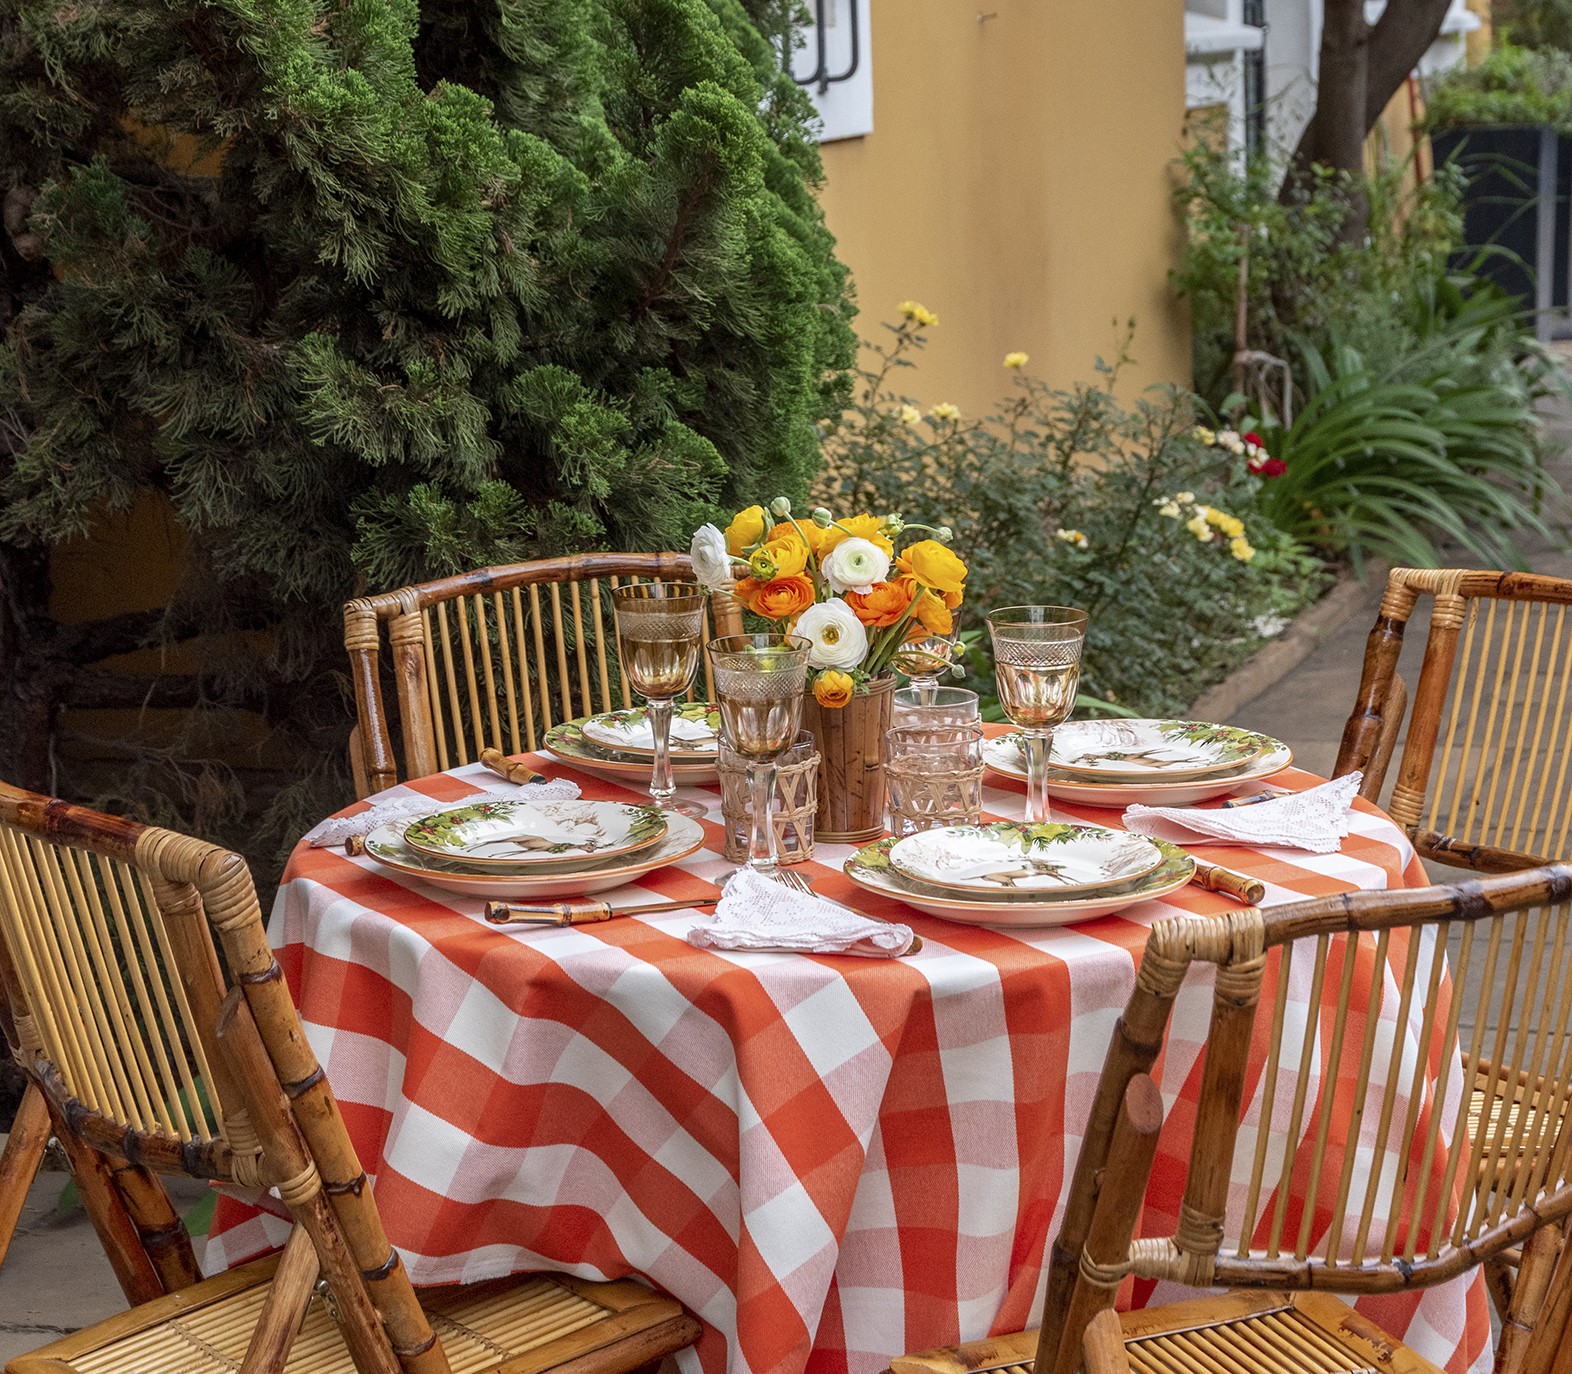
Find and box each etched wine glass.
[985,606,1088,824]
[706,633,813,874]
[894,627,959,707]
[611,581,710,819]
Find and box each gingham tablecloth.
[207,754,1490,1374]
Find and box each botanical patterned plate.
[845,838,1194,929]
[983,732,1293,808]
[581,702,720,757]
[888,822,1164,896]
[545,720,720,785]
[365,813,706,898]
[1049,719,1270,781]
[403,798,667,868]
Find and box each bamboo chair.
[0,781,700,1374]
[344,553,744,797]
[887,865,1572,1374]
[1336,567,1572,1294]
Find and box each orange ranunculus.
[813,669,855,709]
[844,580,913,628]
[819,512,894,557]
[901,581,954,636]
[897,539,967,598]
[769,519,828,557]
[750,574,816,622]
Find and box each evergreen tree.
[0,0,853,850]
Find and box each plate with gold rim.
[580,702,721,757]
[983,732,1293,808]
[404,798,667,868]
[545,719,720,784]
[887,822,1165,896]
[365,813,707,898]
[1048,719,1271,781]
[845,837,1194,928]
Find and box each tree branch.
[1364,0,1456,132]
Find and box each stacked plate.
[983,718,1292,807]
[844,821,1194,928]
[362,797,707,898]
[545,701,721,784]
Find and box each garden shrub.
[1422,42,1572,134]
[814,315,1328,718]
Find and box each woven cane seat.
[8,1255,695,1374]
[887,1292,1442,1374]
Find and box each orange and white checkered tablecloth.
[206,755,1490,1374]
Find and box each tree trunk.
[1281,0,1455,240]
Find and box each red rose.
[1260,457,1286,477]
[1243,431,1263,447]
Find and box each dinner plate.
[888,822,1164,895]
[845,837,1194,928]
[580,702,720,757]
[984,731,1293,808]
[404,798,667,867]
[545,719,720,785]
[365,812,708,898]
[1049,718,1270,781]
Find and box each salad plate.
[984,731,1292,808]
[1049,719,1270,781]
[364,813,707,898]
[545,719,720,784]
[404,798,666,867]
[845,837,1194,928]
[580,702,720,757]
[887,822,1164,896]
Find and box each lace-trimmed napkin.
[308,779,583,849]
[687,867,919,958]
[1121,772,1363,855]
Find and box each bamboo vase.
[801,675,896,844]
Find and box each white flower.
[1157,501,1181,519]
[820,537,891,595]
[1054,528,1089,549]
[795,599,869,670]
[690,524,734,591]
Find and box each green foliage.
[1255,272,1567,569]
[1173,143,1463,406]
[1423,41,1572,132]
[0,0,854,862]
[1497,0,1572,51]
[815,321,1328,719]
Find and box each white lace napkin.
[308,780,583,849]
[1121,773,1363,854]
[688,867,918,958]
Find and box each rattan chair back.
[0,781,450,1372]
[344,553,743,796]
[1037,865,1572,1374]
[1336,567,1572,872]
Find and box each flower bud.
[811,507,833,527]
[883,514,905,536]
[769,496,793,517]
[937,526,953,542]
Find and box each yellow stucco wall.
[817,0,1191,417]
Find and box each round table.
[207,751,1489,1374]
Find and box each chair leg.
[0,1079,50,1273]
[238,1226,320,1374]
[110,1157,203,1293]
[1498,1223,1563,1374]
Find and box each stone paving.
[2,394,1570,1358]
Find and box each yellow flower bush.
[1230,536,1256,563]
[928,402,960,423]
[1003,351,1029,369]
[899,404,922,426]
[898,300,939,328]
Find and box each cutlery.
[771,869,925,952]
[480,748,549,785]
[486,894,721,925]
[1188,860,1265,904]
[1220,789,1291,808]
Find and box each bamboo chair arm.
[1361,672,1406,802]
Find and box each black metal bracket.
[788,0,861,94]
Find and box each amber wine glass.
[706,633,813,874]
[985,606,1088,824]
[611,582,709,818]
[895,628,958,707]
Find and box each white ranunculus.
[795,599,869,671]
[690,524,734,591]
[820,537,891,595]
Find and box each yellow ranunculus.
[751,537,807,581]
[813,669,855,709]
[819,512,895,557]
[768,519,828,557]
[904,585,955,636]
[899,539,967,598]
[725,505,768,556]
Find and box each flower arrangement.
[690,498,967,708]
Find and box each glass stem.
[1022,728,1053,824]
[746,761,780,874]
[647,698,675,806]
[915,674,938,707]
